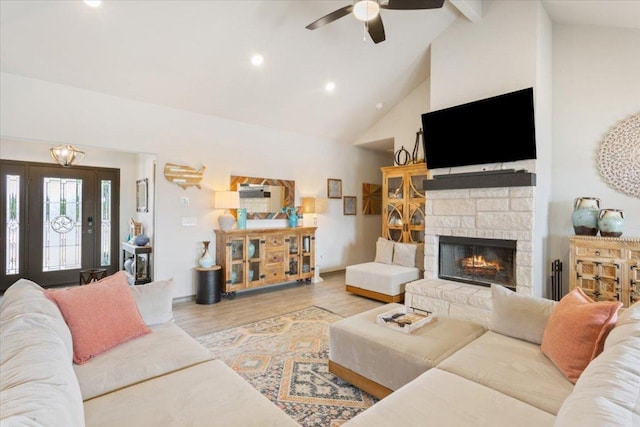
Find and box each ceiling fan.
[305,0,445,44]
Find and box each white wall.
[429,0,552,297]
[549,24,640,289]
[356,79,430,161]
[1,73,389,298]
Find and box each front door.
[1,160,119,290]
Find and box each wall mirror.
[230,175,295,219]
[136,178,148,213]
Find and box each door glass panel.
[43,177,82,271]
[5,175,20,275]
[409,174,427,198]
[101,180,112,266]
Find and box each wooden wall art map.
[163,163,206,189]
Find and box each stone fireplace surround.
[404,172,536,326]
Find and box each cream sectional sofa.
[0,279,299,427]
[341,287,640,427]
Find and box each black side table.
[196,266,222,304]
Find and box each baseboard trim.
[328,359,393,400]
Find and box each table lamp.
[301,197,327,227]
[301,197,327,283]
[213,191,240,231]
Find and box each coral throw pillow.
[46,271,151,364]
[541,287,621,383]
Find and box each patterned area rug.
[196,306,376,427]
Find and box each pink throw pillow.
[45,271,151,364]
[541,287,621,383]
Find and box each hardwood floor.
[173,270,384,337]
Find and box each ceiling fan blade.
[305,5,354,30]
[367,15,386,44]
[381,0,445,10]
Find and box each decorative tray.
[376,306,437,334]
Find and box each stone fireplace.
[404,171,536,326]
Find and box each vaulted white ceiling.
[1,1,638,145]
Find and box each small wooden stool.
[79,268,108,285]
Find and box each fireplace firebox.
[439,236,516,290]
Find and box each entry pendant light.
[50,144,85,167]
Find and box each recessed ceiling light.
[251,54,264,66]
[84,0,102,8]
[325,81,336,92]
[376,102,384,110]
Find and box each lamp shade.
[302,197,327,214]
[213,191,240,210]
[50,144,85,167]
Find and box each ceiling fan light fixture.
[84,0,102,8]
[353,1,380,22]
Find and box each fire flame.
[461,255,502,272]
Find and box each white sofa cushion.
[346,262,420,296]
[555,336,640,426]
[374,237,394,264]
[0,279,85,427]
[74,322,212,400]
[490,284,557,344]
[438,330,573,415]
[392,242,416,268]
[343,368,555,427]
[83,360,300,427]
[605,300,640,349]
[129,278,174,326]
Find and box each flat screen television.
[421,87,536,170]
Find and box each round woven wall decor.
[597,113,640,198]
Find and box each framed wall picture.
[327,178,342,199]
[136,178,148,213]
[362,183,382,215]
[343,196,356,215]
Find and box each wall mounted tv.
[421,87,536,170]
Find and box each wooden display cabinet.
[569,236,640,308]
[215,227,317,298]
[381,164,429,243]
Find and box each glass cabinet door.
[385,204,404,242]
[228,237,245,290]
[407,201,425,243]
[246,235,262,286]
[286,233,299,277]
[300,232,314,279]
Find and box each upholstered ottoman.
[346,262,420,303]
[329,303,485,399]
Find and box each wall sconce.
[50,144,85,167]
[213,191,240,231]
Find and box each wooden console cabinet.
[381,164,429,243]
[121,242,152,285]
[569,236,640,308]
[215,227,316,298]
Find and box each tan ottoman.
[329,303,485,399]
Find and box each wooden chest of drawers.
[569,236,640,308]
